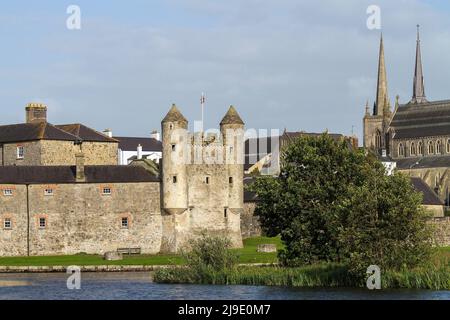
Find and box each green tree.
[249,134,433,271]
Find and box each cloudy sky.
[1,0,450,143]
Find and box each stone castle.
[0,103,244,257]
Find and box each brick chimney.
[75,153,86,182]
[26,103,47,123]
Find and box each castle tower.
[364,34,392,155]
[220,106,245,248]
[160,104,244,253]
[411,25,428,104]
[160,104,189,252]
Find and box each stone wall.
[241,202,262,238]
[1,140,118,167]
[3,141,42,166]
[430,217,450,247]
[0,182,162,257]
[0,185,29,256]
[81,141,118,165]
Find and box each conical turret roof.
[162,104,188,123]
[220,106,244,125]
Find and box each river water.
[0,272,448,300]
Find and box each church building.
[364,26,450,206]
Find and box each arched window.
[447,139,450,153]
[418,141,424,155]
[375,130,382,149]
[428,141,435,155]
[436,140,442,154]
[398,143,405,157]
[410,142,416,156]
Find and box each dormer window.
[169,124,174,130]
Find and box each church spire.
[411,25,427,104]
[374,33,389,116]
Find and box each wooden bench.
[117,248,141,255]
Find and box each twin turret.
[160,104,245,252]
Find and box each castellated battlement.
[160,104,245,253]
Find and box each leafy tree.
[249,134,433,272]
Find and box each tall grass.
[153,235,450,290]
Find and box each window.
[428,141,435,155]
[229,177,233,184]
[447,140,450,153]
[4,218,12,230]
[173,176,177,184]
[171,144,176,152]
[375,130,382,149]
[410,142,416,156]
[205,177,210,184]
[3,189,13,196]
[121,217,129,229]
[418,141,424,155]
[44,188,54,196]
[102,187,112,195]
[169,124,174,130]
[39,217,47,229]
[17,146,24,159]
[436,140,442,154]
[398,143,405,157]
[224,208,228,218]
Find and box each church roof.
[410,177,443,206]
[391,99,450,139]
[396,155,450,170]
[220,106,244,125]
[162,104,188,123]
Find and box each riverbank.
[0,237,282,269]
[153,246,450,290]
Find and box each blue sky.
[1,0,450,142]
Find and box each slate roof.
[162,105,188,123]
[0,123,79,143]
[56,124,118,143]
[391,99,450,139]
[0,122,117,144]
[410,177,444,206]
[395,156,450,170]
[244,132,346,169]
[220,106,244,125]
[114,137,162,152]
[0,166,159,184]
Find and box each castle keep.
[0,104,244,257]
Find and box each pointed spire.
[411,25,427,104]
[374,33,390,116]
[220,105,244,126]
[365,100,370,116]
[162,104,188,123]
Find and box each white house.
[104,130,162,165]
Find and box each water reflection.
[0,272,448,300]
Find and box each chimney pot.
[150,130,161,141]
[137,144,143,160]
[103,129,113,138]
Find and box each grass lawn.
[0,237,283,267]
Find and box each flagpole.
[201,92,205,133]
